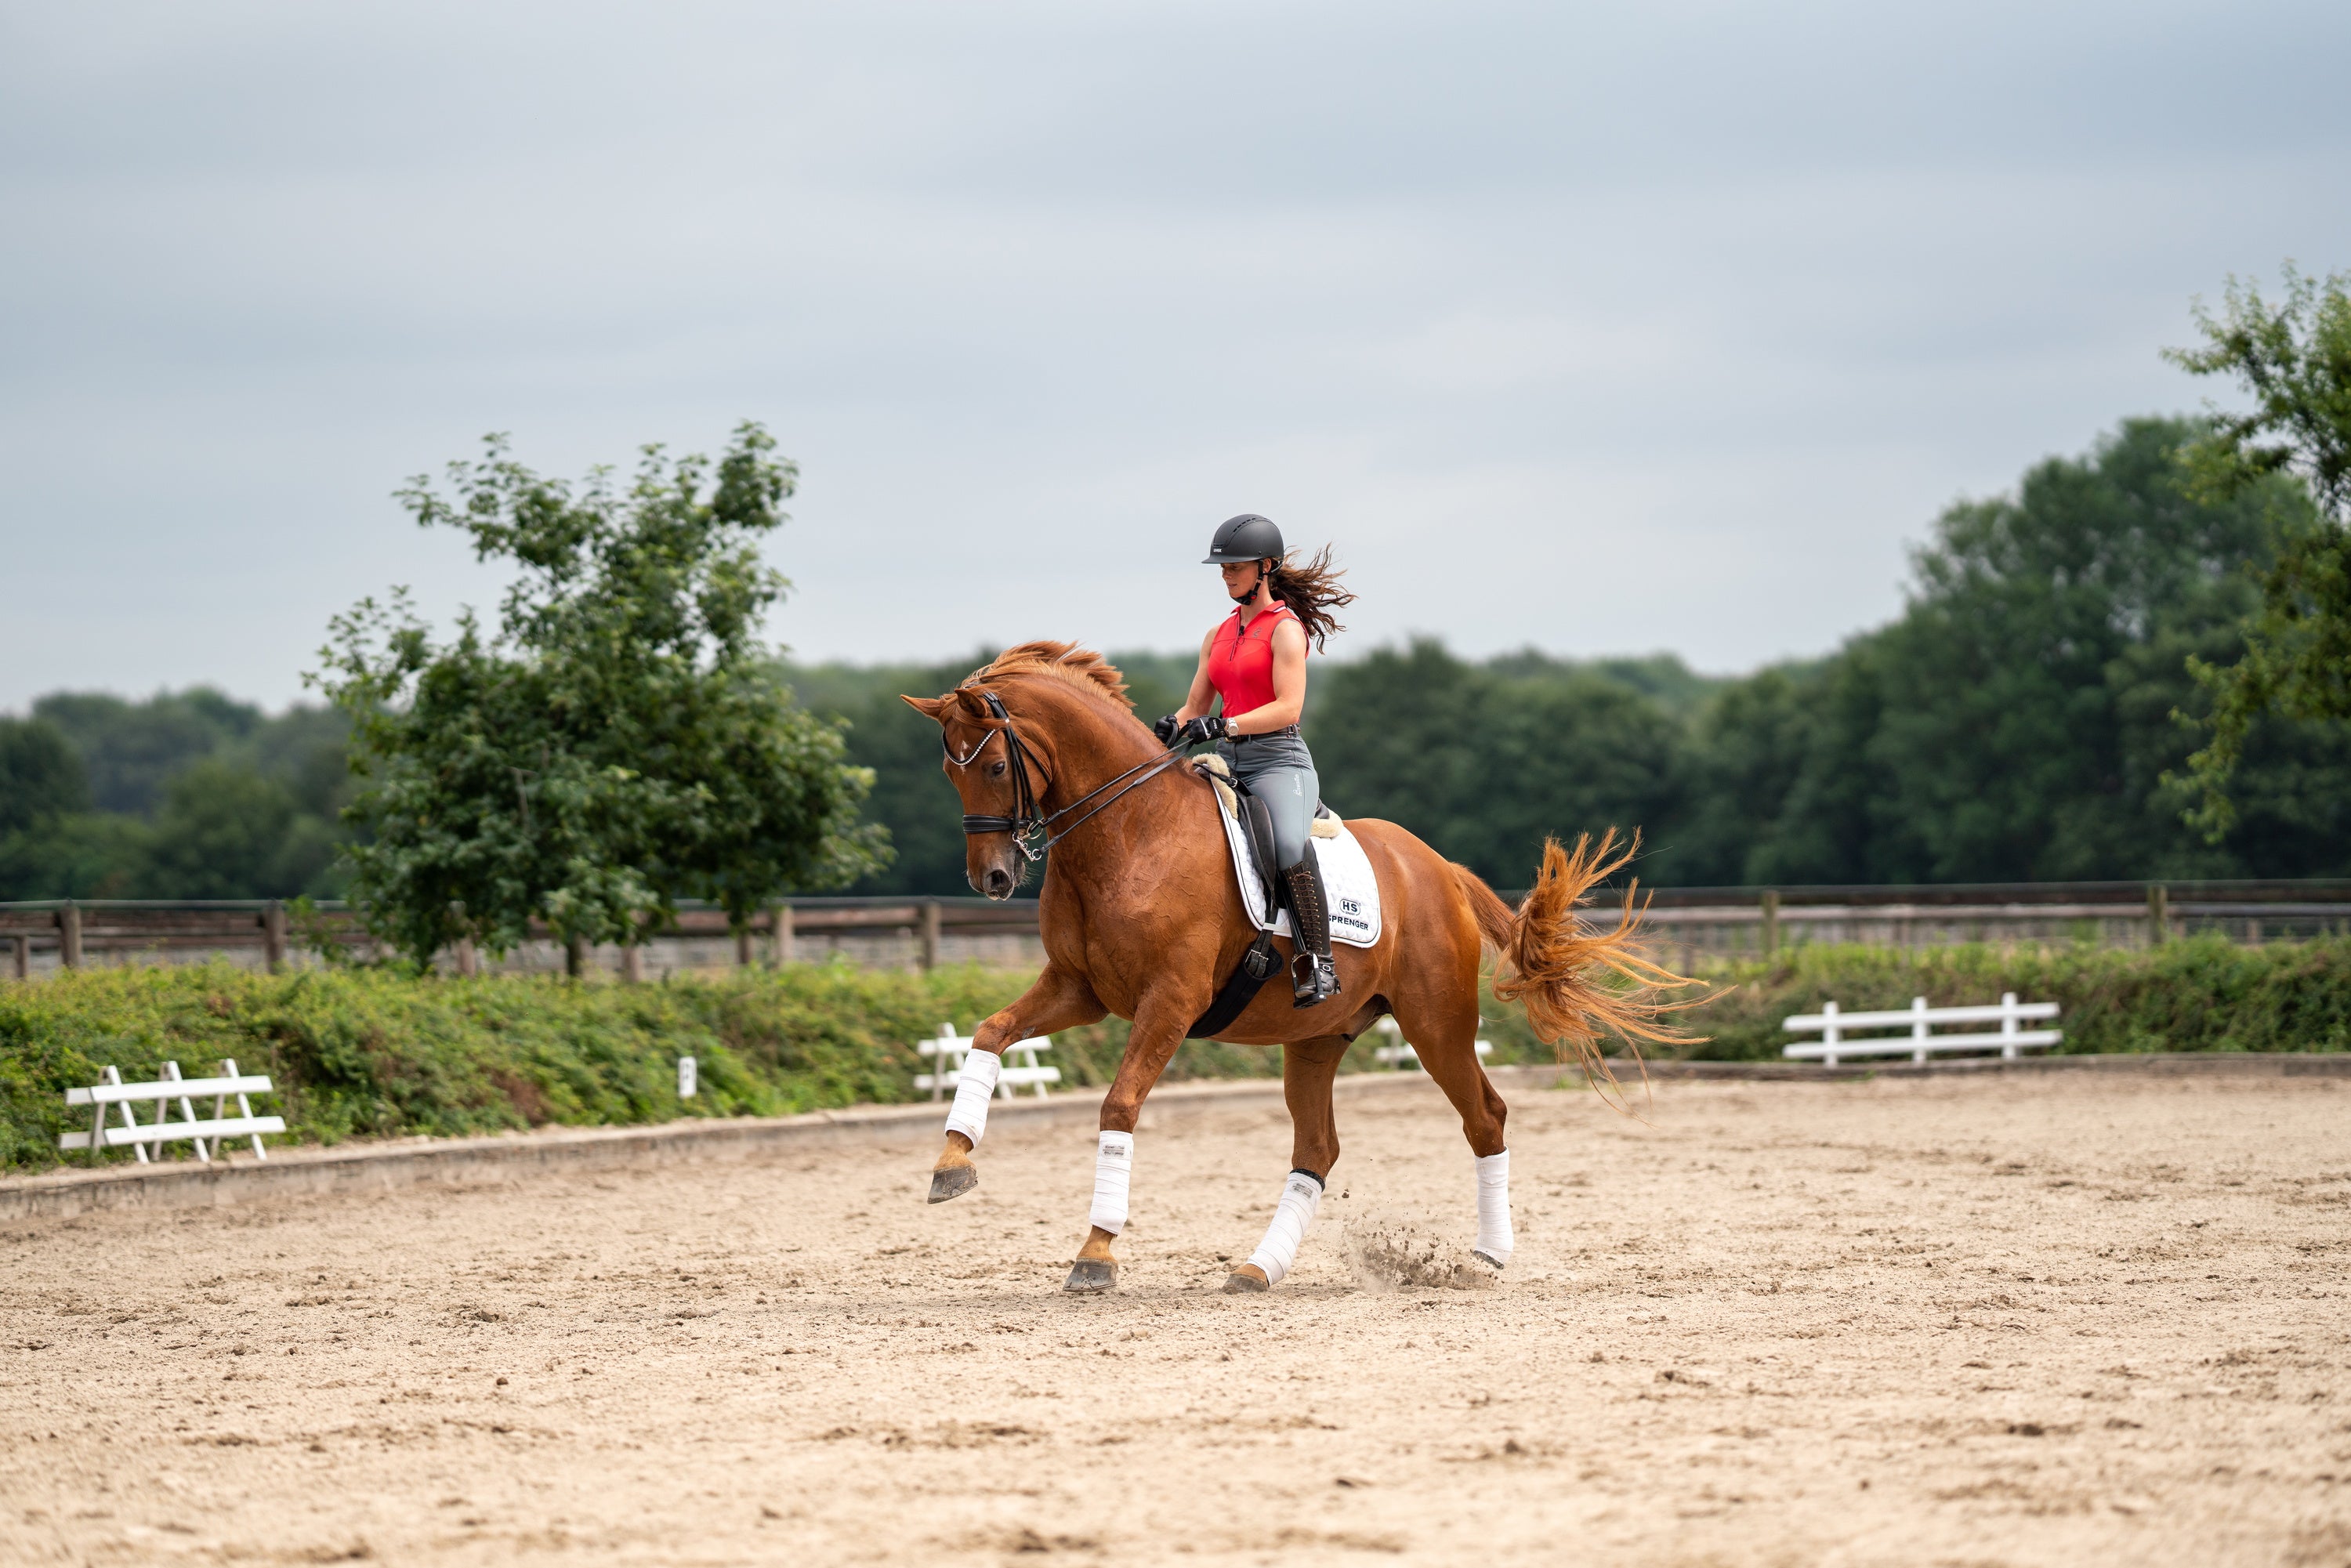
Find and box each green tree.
[1678,417,2351,884]
[32,689,262,814]
[2164,265,2351,833]
[1306,639,1685,889]
[137,759,305,899]
[0,813,151,900]
[313,422,887,967]
[0,719,89,836]
[782,653,997,897]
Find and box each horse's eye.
[989,761,1007,777]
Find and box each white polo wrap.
[1246,1170,1324,1285]
[1089,1130,1134,1235]
[943,1048,1001,1147]
[1473,1149,1512,1268]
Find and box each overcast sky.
[5,0,2348,712]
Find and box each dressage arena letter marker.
[1090,1131,1134,1235]
[944,1049,1002,1147]
[1473,1150,1512,1269]
[677,1056,697,1099]
[1246,1170,1324,1285]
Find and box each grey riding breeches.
[1215,731,1320,870]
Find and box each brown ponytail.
[1266,544,1355,651]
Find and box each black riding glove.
[1153,713,1183,746]
[1178,715,1232,746]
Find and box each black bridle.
[950,690,1191,865]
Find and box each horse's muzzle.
[974,865,1017,900]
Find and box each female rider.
[1154,514,1356,1008]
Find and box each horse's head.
[902,684,1039,900]
[904,643,1144,900]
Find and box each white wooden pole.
[222,1058,266,1158]
[1821,1001,1840,1066]
[165,1062,209,1163]
[1999,994,2018,1059]
[119,1066,152,1164]
[87,1068,111,1167]
[1911,998,1929,1064]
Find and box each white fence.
[1782,994,2061,1066]
[59,1059,284,1164]
[914,1023,1061,1099]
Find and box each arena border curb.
[4,1052,2339,1223]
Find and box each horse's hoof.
[928,1164,978,1204]
[1222,1265,1270,1294]
[1063,1258,1118,1294]
[1472,1249,1506,1271]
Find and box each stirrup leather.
[1282,858,1342,1008]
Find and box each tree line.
[786,419,2350,895]
[0,690,350,900]
[6,266,2348,918]
[5,415,2346,910]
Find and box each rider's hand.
[1153,713,1183,746]
[1178,715,1231,746]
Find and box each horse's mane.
[968,641,1136,715]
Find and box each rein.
[951,690,1191,863]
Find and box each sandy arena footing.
[2,1071,2346,1566]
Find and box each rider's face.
[1219,560,1266,597]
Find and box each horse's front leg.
[1064,998,1194,1294]
[929,965,1105,1204]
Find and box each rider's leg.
[1227,748,1339,1008]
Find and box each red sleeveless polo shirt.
[1207,602,1297,719]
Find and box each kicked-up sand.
[2,1070,2347,1566]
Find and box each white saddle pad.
[1207,776,1382,948]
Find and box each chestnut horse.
[903,642,1694,1294]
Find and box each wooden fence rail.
[0,896,1041,977]
[3,879,2348,979]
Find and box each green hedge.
[0,961,1285,1174]
[5,937,2346,1173]
[1476,934,2351,1064]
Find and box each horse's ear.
[900,693,949,720]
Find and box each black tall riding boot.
[1283,856,1341,1008]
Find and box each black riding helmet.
[1201,513,1284,564]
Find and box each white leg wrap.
[1089,1130,1134,1235]
[944,1049,1001,1147]
[1246,1170,1324,1285]
[1473,1149,1512,1268]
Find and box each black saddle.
[1228,773,1281,914]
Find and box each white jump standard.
[60,1059,286,1165]
[1782,994,2062,1066]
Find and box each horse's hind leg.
[1392,988,1514,1268]
[1224,1035,1349,1293]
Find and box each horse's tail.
[1447,830,1708,1099]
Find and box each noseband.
[948,690,1190,864]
